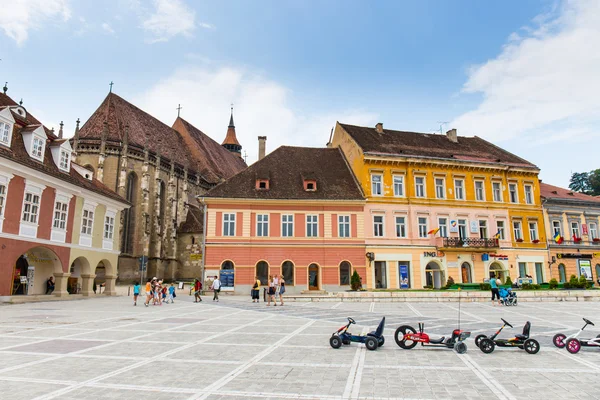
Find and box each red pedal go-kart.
[394,322,470,354]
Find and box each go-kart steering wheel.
[584,318,595,326]
[347,317,356,324]
[501,318,513,328]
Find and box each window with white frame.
[492,182,502,202]
[509,183,518,203]
[590,223,598,239]
[571,221,580,238]
[371,174,382,196]
[0,121,11,145]
[257,214,269,237]
[22,192,40,223]
[393,175,404,197]
[104,214,115,240]
[52,201,68,230]
[338,215,350,238]
[59,150,70,171]
[458,219,467,238]
[81,209,94,235]
[395,216,406,238]
[552,220,562,237]
[529,221,538,241]
[306,215,318,237]
[524,185,533,204]
[475,180,485,201]
[496,220,505,240]
[415,176,425,198]
[513,221,523,240]
[418,217,428,238]
[479,219,488,238]
[32,136,44,160]
[373,215,384,237]
[0,184,5,216]
[435,178,445,199]
[454,179,464,200]
[282,214,294,237]
[438,217,448,237]
[223,213,236,236]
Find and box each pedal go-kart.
[394,322,470,354]
[330,317,385,351]
[553,318,600,354]
[475,319,540,354]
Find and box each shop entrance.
[308,263,319,290]
[489,262,508,284]
[374,261,387,289]
[425,262,444,289]
[12,247,62,295]
[461,262,473,283]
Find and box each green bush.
[548,278,559,289]
[444,276,455,289]
[423,285,433,289]
[578,275,591,289]
[350,271,361,291]
[505,276,513,287]
[522,283,541,290]
[479,283,491,291]
[565,274,579,289]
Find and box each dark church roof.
[179,204,204,233]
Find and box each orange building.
[201,146,366,294]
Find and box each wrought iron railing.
[550,240,600,247]
[442,237,499,248]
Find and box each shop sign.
[489,254,509,260]
[449,220,458,233]
[423,251,444,258]
[593,253,600,259]
[190,253,203,261]
[399,264,409,289]
[582,224,589,235]
[557,253,593,259]
[27,266,35,294]
[447,261,458,268]
[470,220,479,233]
[578,259,593,280]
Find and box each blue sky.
[1,0,599,187]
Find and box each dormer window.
[32,137,44,159]
[304,179,317,191]
[256,179,269,190]
[50,139,72,173]
[0,107,16,148]
[22,125,47,161]
[59,150,70,170]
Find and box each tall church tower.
[221,106,242,156]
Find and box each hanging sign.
[582,224,589,235]
[449,220,458,233]
[470,220,479,233]
[399,265,409,289]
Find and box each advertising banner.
[578,259,593,280]
[399,264,409,289]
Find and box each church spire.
[222,104,242,156]
[228,104,235,128]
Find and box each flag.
[428,228,440,235]
[554,232,564,244]
[494,230,501,239]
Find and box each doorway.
[535,262,544,284]
[461,262,472,283]
[489,262,507,284]
[374,261,387,288]
[308,263,319,290]
[425,262,444,289]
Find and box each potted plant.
[593,238,600,243]
[516,238,524,243]
[532,239,540,244]
[574,237,582,243]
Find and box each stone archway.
[70,256,92,295]
[96,259,116,296]
[13,247,63,296]
[489,262,509,284]
[425,261,444,289]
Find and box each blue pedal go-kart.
[330,317,385,351]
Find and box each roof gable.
[540,182,600,204]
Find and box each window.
[371,174,382,196]
[339,261,351,285]
[59,150,70,171]
[458,219,467,238]
[373,215,384,237]
[282,260,294,285]
[306,215,318,237]
[395,216,406,238]
[257,214,269,237]
[513,221,523,240]
[454,179,464,200]
[22,192,40,223]
[492,182,502,202]
[256,261,269,286]
[571,221,580,238]
[0,121,11,145]
[305,182,315,191]
[435,178,445,199]
[258,180,268,189]
[121,172,137,254]
[518,262,527,278]
[338,215,350,238]
[528,222,538,241]
[524,185,533,204]
[158,181,166,231]
[0,184,5,216]
[415,177,425,198]
[552,220,562,237]
[282,214,294,237]
[590,223,598,240]
[81,209,94,235]
[479,220,487,238]
[104,215,115,240]
[223,213,236,236]
[418,217,428,238]
[558,264,566,283]
[32,137,44,159]
[438,217,448,237]
[52,201,68,230]
[475,180,485,201]
[393,175,404,197]
[535,262,544,284]
[496,221,505,240]
[509,183,518,203]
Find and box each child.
[161,285,167,304]
[167,283,175,303]
[144,279,153,307]
[133,282,140,306]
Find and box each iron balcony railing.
[442,237,499,248]
[550,240,600,247]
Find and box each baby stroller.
[499,288,517,306]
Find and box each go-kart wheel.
[553,333,567,348]
[365,337,378,351]
[474,334,487,348]
[566,338,581,354]
[479,338,495,354]
[524,339,540,354]
[596,334,600,339]
[342,339,351,345]
[395,325,417,349]
[454,342,467,354]
[330,336,342,349]
[378,336,385,347]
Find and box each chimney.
[375,122,383,133]
[258,136,267,160]
[446,128,458,143]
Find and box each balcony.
[441,237,499,249]
[551,240,600,248]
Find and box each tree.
[569,171,590,193]
[350,270,362,291]
[587,169,600,196]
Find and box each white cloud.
[134,65,378,164]
[0,0,71,46]
[101,22,115,35]
[141,0,196,42]
[450,0,600,185]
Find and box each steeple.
[221,104,242,156]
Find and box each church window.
[158,180,166,232]
[121,172,137,254]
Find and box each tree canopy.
[569,170,600,196]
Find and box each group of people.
[138,278,175,306]
[251,274,285,306]
[193,276,222,303]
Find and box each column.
[53,272,71,298]
[80,274,96,296]
[104,274,117,296]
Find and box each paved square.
[1,295,599,399]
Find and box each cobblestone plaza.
[1,296,599,399]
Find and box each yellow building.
[330,122,548,289]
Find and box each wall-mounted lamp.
[366,252,375,262]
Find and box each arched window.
[596,264,600,282]
[558,264,566,283]
[221,260,234,270]
[121,172,137,254]
[256,261,269,285]
[158,180,166,232]
[339,261,351,285]
[281,260,294,285]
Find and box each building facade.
[0,90,128,299]
[203,146,366,294]
[331,122,548,289]
[541,183,600,283]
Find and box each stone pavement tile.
[206,332,287,345]
[264,346,358,364]
[75,319,146,330]
[10,328,92,338]
[0,352,53,369]
[363,346,468,368]
[8,339,109,354]
[85,340,183,358]
[283,334,329,347]
[99,360,238,389]
[69,329,150,341]
[494,371,598,399]
[140,331,206,343]
[0,356,138,382]
[59,387,192,400]
[241,324,309,334]
[0,336,44,349]
[0,380,68,399]
[467,349,562,369]
[113,322,176,331]
[150,317,207,324]
[170,343,258,362]
[173,324,241,333]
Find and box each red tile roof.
[339,123,537,169]
[540,182,600,203]
[179,204,204,233]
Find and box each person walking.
[267,275,275,306]
[133,282,140,306]
[194,279,202,303]
[490,274,501,306]
[211,275,221,302]
[144,278,153,307]
[46,276,55,295]
[251,276,261,303]
[279,275,285,306]
[167,283,175,303]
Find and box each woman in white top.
[278,275,285,306]
[267,275,275,306]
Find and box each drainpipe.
[200,197,207,290]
